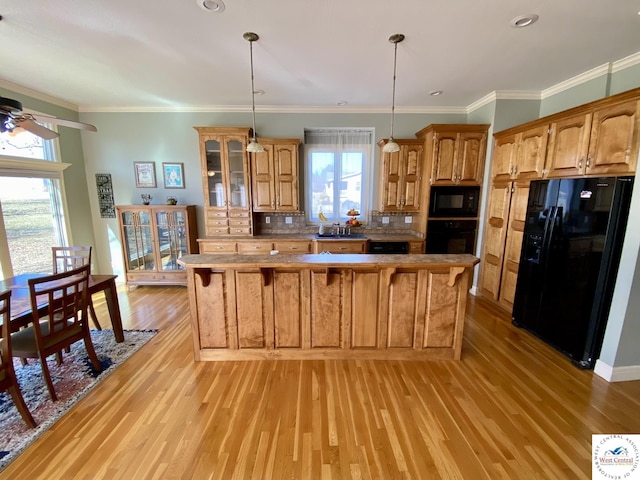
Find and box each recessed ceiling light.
[197,0,225,12]
[430,90,443,96]
[510,14,539,28]
[254,89,265,96]
[336,101,348,106]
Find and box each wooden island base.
[178,254,480,361]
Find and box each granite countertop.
[198,233,424,242]
[178,253,479,269]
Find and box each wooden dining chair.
[52,246,101,330]
[11,264,102,401]
[0,289,37,427]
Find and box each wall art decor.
[134,162,156,188]
[162,162,185,189]
[95,173,116,218]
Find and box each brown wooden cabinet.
[116,205,198,286]
[491,125,549,182]
[478,180,530,309]
[315,239,367,254]
[183,255,478,361]
[378,139,424,212]
[545,112,592,178]
[585,98,640,176]
[417,124,489,186]
[250,138,300,212]
[194,127,253,236]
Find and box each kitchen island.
[178,253,479,361]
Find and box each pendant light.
[382,34,405,153]
[244,32,264,153]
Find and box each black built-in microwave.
[429,186,480,218]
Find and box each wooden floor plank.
[2,285,639,479]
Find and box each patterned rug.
[0,329,158,472]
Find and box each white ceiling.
[1,0,639,112]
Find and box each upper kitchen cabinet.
[545,112,592,178]
[250,138,301,212]
[378,139,424,212]
[417,124,489,186]
[545,98,639,178]
[491,125,549,181]
[194,127,253,236]
[585,97,639,176]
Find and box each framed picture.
[134,162,156,188]
[162,162,185,189]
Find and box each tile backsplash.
[254,211,423,237]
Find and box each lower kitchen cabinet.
[116,205,198,286]
[315,240,367,254]
[184,256,478,361]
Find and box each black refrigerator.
[512,176,634,369]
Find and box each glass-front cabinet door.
[226,137,249,209]
[155,209,187,271]
[120,210,155,271]
[205,138,225,208]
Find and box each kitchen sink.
[315,232,367,239]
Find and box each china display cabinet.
[194,127,253,236]
[116,205,198,286]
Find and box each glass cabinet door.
[226,138,248,208]
[120,210,155,271]
[205,138,225,208]
[155,210,187,271]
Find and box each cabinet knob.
[586,157,591,168]
[578,159,583,169]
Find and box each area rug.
[0,329,158,472]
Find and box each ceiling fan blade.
[34,113,97,132]
[14,118,60,140]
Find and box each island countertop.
[178,253,479,269]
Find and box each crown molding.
[611,51,640,73]
[466,90,541,113]
[0,78,79,112]
[541,63,611,99]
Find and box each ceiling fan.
[0,96,97,140]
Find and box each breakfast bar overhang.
[178,254,480,361]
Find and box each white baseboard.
[594,360,640,382]
[469,286,479,296]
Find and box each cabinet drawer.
[208,218,229,227]
[238,242,273,254]
[274,241,312,254]
[229,218,251,227]
[409,241,425,254]
[207,226,230,235]
[229,227,252,235]
[199,241,237,253]
[315,240,367,254]
[229,211,251,218]
[207,210,229,219]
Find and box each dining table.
[0,273,125,343]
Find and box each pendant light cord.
[389,39,398,140]
[249,38,258,141]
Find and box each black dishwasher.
[368,241,409,254]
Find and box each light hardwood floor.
[2,285,639,479]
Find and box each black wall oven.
[425,220,477,254]
[429,186,480,218]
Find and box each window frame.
[304,128,374,225]
[0,124,72,278]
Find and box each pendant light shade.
[382,34,405,154]
[244,32,264,153]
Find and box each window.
[305,129,373,223]
[0,126,70,279]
